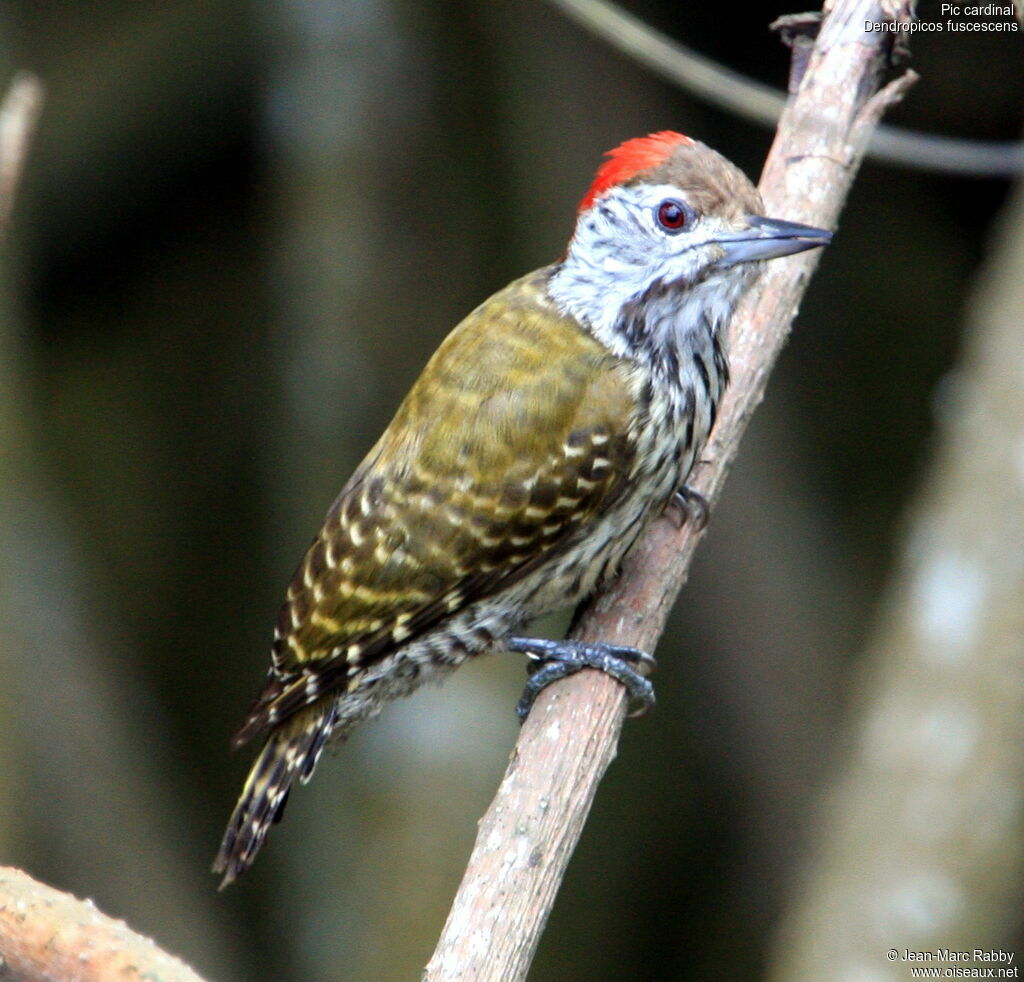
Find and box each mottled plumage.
[240,270,647,738]
[214,132,830,886]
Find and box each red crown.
[578,131,694,213]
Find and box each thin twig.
[547,0,1023,178]
[0,69,220,981]
[423,1,915,979]
[0,73,44,231]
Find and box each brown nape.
[634,139,764,220]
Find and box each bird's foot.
[508,636,656,722]
[668,484,709,530]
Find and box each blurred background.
[0,1,1021,980]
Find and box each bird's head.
[550,131,831,355]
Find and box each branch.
[0,867,211,982]
[766,152,1024,982]
[0,73,43,231]
[0,73,215,981]
[423,2,914,980]
[546,0,1023,177]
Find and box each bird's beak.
[715,216,832,267]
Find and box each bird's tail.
[213,701,337,888]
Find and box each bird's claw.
[668,484,709,530]
[508,636,656,721]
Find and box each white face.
[549,182,759,357]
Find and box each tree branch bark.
[0,867,210,982]
[423,2,915,979]
[766,153,1024,982]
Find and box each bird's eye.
[655,198,693,234]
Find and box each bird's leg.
[508,636,656,721]
[667,483,709,530]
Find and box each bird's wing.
[233,270,640,746]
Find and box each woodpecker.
[213,131,830,886]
